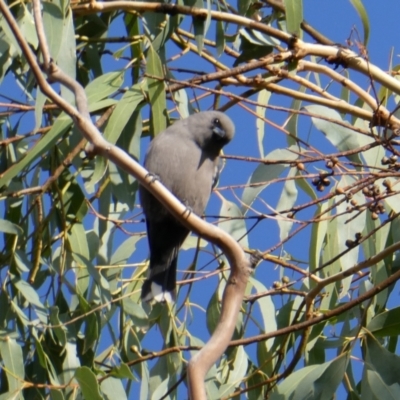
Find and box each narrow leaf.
[146,45,167,136]
[103,83,144,144]
[0,114,72,187]
[75,366,103,400]
[349,0,370,46]
[241,147,298,213]
[304,105,362,164]
[85,71,124,105]
[276,167,298,241]
[218,195,249,247]
[0,337,24,395]
[0,219,23,235]
[255,90,271,159]
[284,0,303,36]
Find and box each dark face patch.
[211,118,226,140]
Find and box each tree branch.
[0,1,253,398]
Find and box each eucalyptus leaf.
[304,105,362,164]
[75,366,103,400]
[284,0,303,36]
[241,147,299,213]
[146,45,167,136]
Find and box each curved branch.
[0,1,253,398]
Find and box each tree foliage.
[1,0,400,399]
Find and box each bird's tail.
[141,216,189,303]
[141,256,178,303]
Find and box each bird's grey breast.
[142,133,216,216]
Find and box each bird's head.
[187,111,235,155]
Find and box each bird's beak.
[212,126,226,139]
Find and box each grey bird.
[139,111,235,303]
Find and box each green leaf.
[101,377,129,400]
[255,90,271,159]
[152,378,170,400]
[109,363,135,380]
[241,146,299,213]
[219,346,248,397]
[0,12,22,57]
[304,105,362,164]
[0,337,24,397]
[239,27,280,47]
[215,18,225,56]
[237,0,251,15]
[349,0,370,46]
[68,223,90,261]
[122,298,149,328]
[49,389,65,400]
[319,215,341,310]
[335,176,365,298]
[233,36,273,66]
[383,177,400,213]
[75,366,103,400]
[34,88,47,130]
[88,98,118,113]
[0,39,12,83]
[33,336,47,369]
[85,156,108,194]
[107,110,142,208]
[340,69,351,106]
[124,14,141,82]
[286,83,306,146]
[42,2,64,62]
[61,174,88,222]
[0,114,72,188]
[367,307,400,337]
[11,275,47,323]
[146,44,167,136]
[150,12,182,53]
[0,219,22,235]
[218,195,249,247]
[78,295,99,354]
[284,0,303,36]
[247,362,266,399]
[250,278,277,335]
[61,343,81,387]
[192,0,210,53]
[85,71,124,105]
[313,353,349,398]
[111,235,142,266]
[362,336,400,399]
[49,307,67,347]
[50,389,65,400]
[271,353,349,399]
[309,202,329,272]
[148,351,169,398]
[18,5,38,49]
[58,9,77,105]
[276,167,298,241]
[172,88,191,118]
[103,84,144,144]
[206,291,221,335]
[252,277,277,377]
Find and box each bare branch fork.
[0,0,253,398]
[71,2,400,108]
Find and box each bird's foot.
[146,172,160,184]
[249,250,263,269]
[181,202,193,218]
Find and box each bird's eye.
[213,118,221,127]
